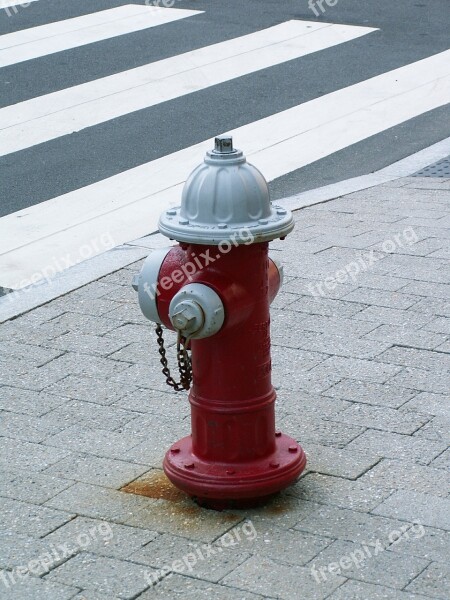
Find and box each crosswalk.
[1,2,449,292]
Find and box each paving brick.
[373,490,450,530]
[215,521,331,566]
[103,323,156,344]
[309,356,402,384]
[360,459,450,497]
[353,272,411,292]
[0,341,62,368]
[288,296,367,318]
[0,386,67,416]
[278,390,350,418]
[431,448,450,470]
[388,367,450,395]
[45,333,128,357]
[241,491,318,530]
[44,425,143,460]
[274,323,390,359]
[302,441,379,479]
[45,516,157,560]
[51,312,123,336]
[309,539,429,590]
[414,416,450,444]
[0,364,68,392]
[44,353,130,380]
[0,577,78,600]
[353,306,433,327]
[400,282,450,300]
[222,555,344,600]
[327,579,431,599]
[279,413,364,448]
[409,297,450,317]
[401,392,450,417]
[0,497,73,537]
[112,387,190,420]
[330,404,429,434]
[46,552,150,599]
[108,362,192,395]
[323,379,416,408]
[424,316,450,334]
[121,416,190,468]
[45,482,156,523]
[290,473,393,512]
[271,345,328,375]
[342,288,419,310]
[295,503,408,545]
[0,472,73,504]
[0,436,70,474]
[388,525,450,563]
[0,530,68,571]
[436,339,450,352]
[297,313,378,336]
[377,346,450,372]
[44,400,137,432]
[364,324,448,351]
[137,573,264,600]
[272,364,341,394]
[43,453,148,488]
[0,411,65,443]
[406,561,450,599]
[0,320,70,346]
[345,429,447,465]
[49,295,121,318]
[43,375,134,406]
[284,278,358,300]
[66,280,121,300]
[130,532,250,583]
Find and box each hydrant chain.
[155,323,192,391]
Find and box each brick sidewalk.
[0,176,449,600]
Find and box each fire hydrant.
[133,136,306,508]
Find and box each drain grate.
[412,156,450,178]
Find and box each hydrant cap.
[158,136,294,245]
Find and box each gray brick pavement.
[0,176,448,599]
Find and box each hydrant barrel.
[134,136,306,508]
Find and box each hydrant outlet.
[169,283,224,340]
[170,300,204,337]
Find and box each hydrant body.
[134,137,306,508]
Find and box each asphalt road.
[1,0,449,218]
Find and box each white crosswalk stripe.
[1,7,448,291]
[0,4,201,67]
[0,20,376,155]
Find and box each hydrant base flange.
[163,432,306,509]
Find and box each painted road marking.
[0,4,201,67]
[0,21,376,155]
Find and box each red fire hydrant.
[133,136,306,508]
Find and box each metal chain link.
[155,323,192,391]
